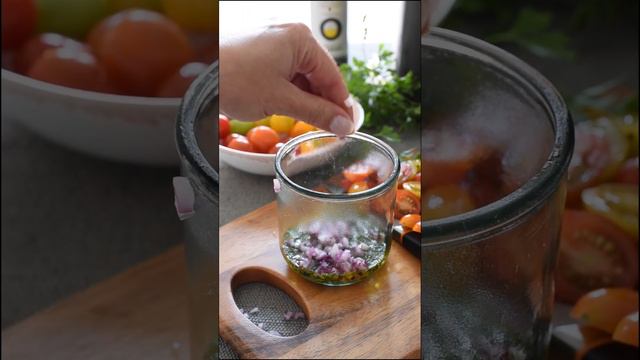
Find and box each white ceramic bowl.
[1,68,182,166]
[219,100,365,176]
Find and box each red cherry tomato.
[1,0,37,50]
[227,134,254,153]
[268,142,284,154]
[223,133,242,147]
[156,62,207,97]
[219,115,230,140]
[555,210,639,304]
[16,33,86,74]
[27,47,110,92]
[246,125,279,153]
[93,9,194,96]
[395,189,421,219]
[615,157,639,184]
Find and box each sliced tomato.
[615,157,639,184]
[402,181,421,199]
[343,162,375,183]
[348,181,369,194]
[423,130,490,187]
[567,118,628,206]
[613,311,639,347]
[395,189,420,219]
[582,184,638,238]
[423,184,475,220]
[555,210,639,304]
[412,221,421,233]
[571,288,639,333]
[399,214,420,229]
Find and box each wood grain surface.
[219,202,421,359]
[1,246,190,360]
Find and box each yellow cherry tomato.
[162,0,217,32]
[399,214,420,229]
[289,121,315,138]
[269,115,296,133]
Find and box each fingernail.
[330,115,353,136]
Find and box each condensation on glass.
[176,61,219,360]
[274,132,400,286]
[422,29,574,359]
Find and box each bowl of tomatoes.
[1,0,217,166]
[218,99,364,176]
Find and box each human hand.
[219,23,354,136]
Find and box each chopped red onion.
[284,311,294,320]
[294,312,305,320]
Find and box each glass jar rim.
[175,61,219,203]
[274,131,401,201]
[422,28,574,249]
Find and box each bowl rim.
[2,68,181,106]
[218,99,365,159]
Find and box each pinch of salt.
[268,330,281,336]
[249,307,259,314]
[243,312,249,318]
[258,323,264,329]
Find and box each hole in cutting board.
[231,268,308,337]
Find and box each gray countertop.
[1,116,183,329]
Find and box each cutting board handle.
[219,266,311,358]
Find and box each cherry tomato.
[156,62,207,97]
[423,184,475,220]
[270,115,296,133]
[567,118,629,206]
[348,181,369,194]
[396,189,421,219]
[289,121,315,138]
[108,0,162,12]
[218,115,230,140]
[402,181,421,199]
[95,9,193,96]
[246,125,279,153]
[582,183,638,238]
[423,130,489,187]
[400,214,421,229]
[162,0,217,32]
[16,33,86,74]
[223,133,242,147]
[227,134,254,152]
[555,210,639,304]
[613,311,639,347]
[571,288,639,333]
[2,0,37,49]
[343,162,375,183]
[412,222,421,233]
[27,47,110,92]
[229,119,254,135]
[268,142,284,154]
[36,0,109,39]
[615,157,639,184]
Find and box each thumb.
[267,81,354,136]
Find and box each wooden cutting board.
[1,246,190,360]
[219,202,421,359]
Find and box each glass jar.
[274,131,400,286]
[175,61,219,360]
[422,29,574,359]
